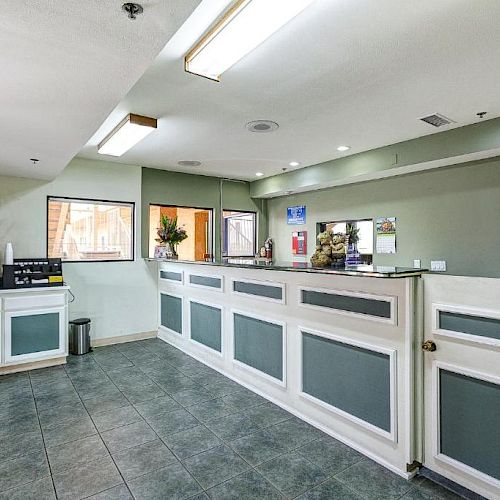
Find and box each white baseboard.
[91,330,157,347]
[0,356,66,375]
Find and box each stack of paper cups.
[4,242,13,265]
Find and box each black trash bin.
[69,318,91,355]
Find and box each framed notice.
[376,217,396,254]
[287,205,306,225]
[292,231,307,255]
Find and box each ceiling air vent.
[419,113,454,127]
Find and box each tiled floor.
[0,338,464,500]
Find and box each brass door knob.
[422,340,437,352]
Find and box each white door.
[422,275,500,499]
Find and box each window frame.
[46,196,136,263]
[222,209,257,258]
[148,203,215,260]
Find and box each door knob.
[422,340,437,352]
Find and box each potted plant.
[345,222,362,265]
[154,215,188,259]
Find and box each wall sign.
[287,205,306,225]
[376,217,397,254]
[292,231,307,255]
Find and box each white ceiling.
[0,0,200,180]
[78,0,500,180]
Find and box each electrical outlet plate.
[430,260,447,272]
[413,259,421,268]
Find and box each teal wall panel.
[190,302,222,352]
[160,271,182,282]
[301,290,391,318]
[189,275,222,289]
[302,332,391,432]
[233,313,283,380]
[233,281,283,300]
[160,293,182,334]
[439,311,500,341]
[11,313,60,356]
[440,370,500,480]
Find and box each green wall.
[267,157,500,278]
[141,168,267,258]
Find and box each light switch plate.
[413,259,421,268]
[430,260,447,272]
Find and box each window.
[223,211,256,257]
[47,197,134,262]
[149,205,213,260]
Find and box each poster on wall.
[376,217,397,254]
[292,231,307,255]
[287,205,306,225]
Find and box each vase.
[345,242,362,265]
[154,243,178,259]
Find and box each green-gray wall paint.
[141,168,267,258]
[267,158,500,278]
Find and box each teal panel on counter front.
[233,281,283,300]
[160,271,182,282]
[11,313,60,356]
[189,275,222,289]
[439,311,500,341]
[190,302,222,352]
[233,313,283,380]
[302,332,391,432]
[440,370,500,480]
[160,294,182,334]
[301,290,391,318]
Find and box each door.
[422,275,500,499]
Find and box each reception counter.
[154,259,425,478]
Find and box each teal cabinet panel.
[160,294,182,334]
[439,311,500,341]
[233,313,283,380]
[440,370,500,480]
[11,313,60,356]
[233,281,283,300]
[190,302,222,352]
[189,275,222,289]
[160,271,182,282]
[302,332,391,432]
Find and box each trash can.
[69,318,91,355]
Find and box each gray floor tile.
[206,470,284,500]
[42,415,97,448]
[46,434,109,473]
[256,451,328,498]
[401,479,463,500]
[245,402,293,428]
[52,456,123,500]
[0,412,40,439]
[163,425,222,460]
[183,445,250,490]
[93,405,143,432]
[266,418,325,450]
[172,387,217,406]
[0,430,44,463]
[75,380,122,401]
[0,449,50,493]
[83,392,130,415]
[31,378,74,397]
[87,483,133,499]
[127,461,202,500]
[0,384,33,402]
[38,401,88,430]
[101,420,157,453]
[155,374,199,394]
[335,459,414,499]
[186,398,238,423]
[205,413,261,440]
[0,397,36,421]
[147,408,200,437]
[221,388,267,410]
[112,439,178,480]
[297,477,361,499]
[121,382,166,404]
[296,436,363,474]
[229,428,289,466]
[35,391,81,413]
[0,476,56,500]
[134,395,182,420]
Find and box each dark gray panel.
[11,313,60,356]
[160,294,182,334]
[439,311,500,341]
[233,313,283,380]
[302,332,391,432]
[440,370,500,480]
[233,281,283,300]
[160,271,182,282]
[189,275,222,289]
[301,290,391,319]
[190,302,222,352]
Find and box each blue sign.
[287,205,306,225]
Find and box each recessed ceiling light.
[98,114,157,156]
[246,120,279,133]
[178,160,202,167]
[289,161,300,167]
[337,145,350,152]
[185,0,316,81]
[255,172,264,177]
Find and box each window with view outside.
[223,211,256,257]
[47,198,134,262]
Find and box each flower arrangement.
[154,215,188,259]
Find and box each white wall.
[0,158,157,341]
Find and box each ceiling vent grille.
[419,113,454,127]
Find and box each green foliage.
[156,215,188,245]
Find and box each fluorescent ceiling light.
[185,0,315,81]
[337,145,350,152]
[98,114,157,156]
[289,161,300,167]
[255,172,264,177]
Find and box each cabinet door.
[4,307,67,363]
